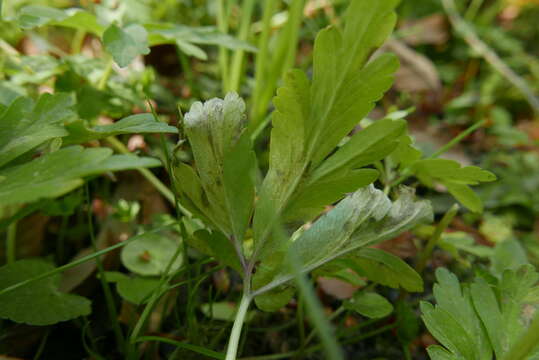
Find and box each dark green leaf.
[0,259,91,325]
[63,114,178,145]
[352,247,424,292]
[223,132,257,243]
[0,146,161,206]
[0,93,74,168]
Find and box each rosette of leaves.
[172,1,435,358]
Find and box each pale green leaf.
[103,24,150,67]
[0,93,74,168]
[179,92,250,237]
[0,259,91,325]
[18,6,104,35]
[121,232,183,276]
[431,268,492,360]
[63,114,178,145]
[146,23,256,60]
[18,5,65,28]
[344,291,393,319]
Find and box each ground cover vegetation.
[1,0,539,359]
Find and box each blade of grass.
[249,0,278,124]
[137,336,225,359]
[228,0,257,93]
[0,229,167,297]
[249,0,305,133]
[416,204,459,273]
[217,0,237,92]
[288,245,344,360]
[6,221,16,264]
[85,184,125,351]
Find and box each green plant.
[171,1,495,358]
[421,265,539,360]
[0,1,511,359]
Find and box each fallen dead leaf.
[400,14,449,46]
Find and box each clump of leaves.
[421,266,539,360]
[172,1,438,358]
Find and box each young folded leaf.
[173,93,256,249]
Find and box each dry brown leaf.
[317,277,359,300]
[400,14,449,46]
[384,39,442,96]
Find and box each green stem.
[501,312,539,360]
[105,136,190,216]
[416,204,459,273]
[98,57,114,91]
[85,184,125,351]
[128,238,185,344]
[6,221,16,263]
[428,120,486,160]
[71,29,86,54]
[225,294,252,360]
[136,336,225,359]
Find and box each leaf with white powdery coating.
[252,185,432,307]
